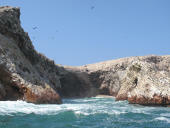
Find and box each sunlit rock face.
[80,56,170,106]
[114,56,170,106]
[0,6,62,104]
[0,6,169,106]
[62,55,170,106]
[0,6,91,103]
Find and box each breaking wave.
[0,97,169,128]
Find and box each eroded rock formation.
[75,56,170,106]
[0,6,63,104]
[0,6,92,103]
[0,6,170,106]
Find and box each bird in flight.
[91,6,95,10]
[32,27,38,30]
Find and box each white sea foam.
[129,106,155,115]
[155,117,170,123]
[0,100,63,115]
[0,99,127,116]
[0,99,169,119]
[0,100,98,116]
[161,113,170,117]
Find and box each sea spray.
[0,98,169,128]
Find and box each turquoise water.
[0,97,170,128]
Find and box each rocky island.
[0,6,170,106]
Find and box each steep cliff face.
[0,6,170,106]
[72,55,170,106]
[0,6,63,103]
[0,6,92,103]
[117,56,170,106]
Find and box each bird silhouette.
[32,27,38,30]
[91,6,95,10]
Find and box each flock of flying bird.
[32,6,95,41]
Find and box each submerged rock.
[0,6,169,106]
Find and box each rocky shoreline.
[0,6,169,106]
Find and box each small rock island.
[0,6,170,106]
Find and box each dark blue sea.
[0,97,169,128]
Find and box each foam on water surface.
[0,97,169,128]
[155,117,170,123]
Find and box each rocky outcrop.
[0,6,170,106]
[73,55,170,106]
[0,6,63,104]
[0,6,92,103]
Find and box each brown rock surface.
[0,6,62,104]
[74,55,170,106]
[0,6,91,103]
[0,6,170,106]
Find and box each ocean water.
[0,97,170,128]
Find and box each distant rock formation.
[72,55,170,106]
[0,6,169,106]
